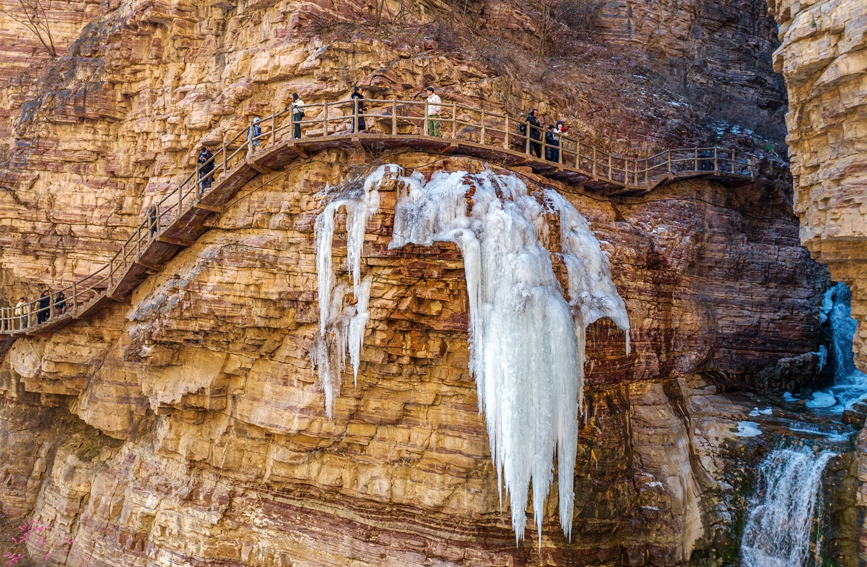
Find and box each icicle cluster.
[387,167,630,543]
[313,166,385,417]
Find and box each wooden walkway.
[0,98,757,339]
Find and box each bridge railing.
[0,98,758,335]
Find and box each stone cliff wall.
[766,0,867,562]
[0,0,831,564]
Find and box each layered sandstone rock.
[0,0,832,564]
[766,0,867,370]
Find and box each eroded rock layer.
[0,0,832,564]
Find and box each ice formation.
[807,283,867,412]
[313,167,383,417]
[387,167,630,543]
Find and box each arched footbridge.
[0,98,758,339]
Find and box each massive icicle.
[313,167,383,417]
[388,167,630,543]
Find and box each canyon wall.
[0,0,833,564]
[766,0,867,563]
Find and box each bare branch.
[0,0,57,57]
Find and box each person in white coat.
[13,297,27,330]
[425,86,442,137]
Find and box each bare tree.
[1,0,57,57]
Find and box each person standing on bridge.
[291,93,305,139]
[425,86,442,137]
[351,86,367,133]
[247,116,262,151]
[54,289,66,315]
[523,108,542,158]
[37,289,50,324]
[198,146,214,194]
[13,297,26,330]
[548,120,565,163]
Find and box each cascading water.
[740,447,836,567]
[315,165,630,543]
[805,283,867,412]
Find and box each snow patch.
[805,391,837,409]
[734,421,763,437]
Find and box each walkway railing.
[0,98,758,336]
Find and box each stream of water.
[739,282,865,566]
[740,448,836,567]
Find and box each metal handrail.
[0,98,758,335]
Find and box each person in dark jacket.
[524,109,542,158]
[198,146,214,193]
[549,120,565,163]
[545,125,556,161]
[37,290,50,324]
[351,86,366,132]
[54,290,66,315]
[147,205,158,236]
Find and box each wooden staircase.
[0,98,759,339]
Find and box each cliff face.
[766,0,867,370]
[0,0,831,565]
[765,0,867,561]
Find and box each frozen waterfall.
[388,167,630,543]
[805,283,867,412]
[313,168,382,418]
[740,447,835,567]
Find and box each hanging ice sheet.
[315,165,630,543]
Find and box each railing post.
[424,101,429,136]
[391,100,397,135]
[713,147,718,172]
[247,120,253,155]
[731,150,736,174]
[480,109,486,145]
[271,113,277,146]
[72,281,78,316]
[289,107,295,140]
[607,153,611,180]
[353,98,359,134]
[504,116,509,149]
[592,147,597,177]
[525,122,530,155]
[576,141,581,169]
[322,101,328,137]
[667,151,672,174]
[451,103,457,138]
[694,148,698,172]
[178,182,184,216]
[558,135,563,165]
